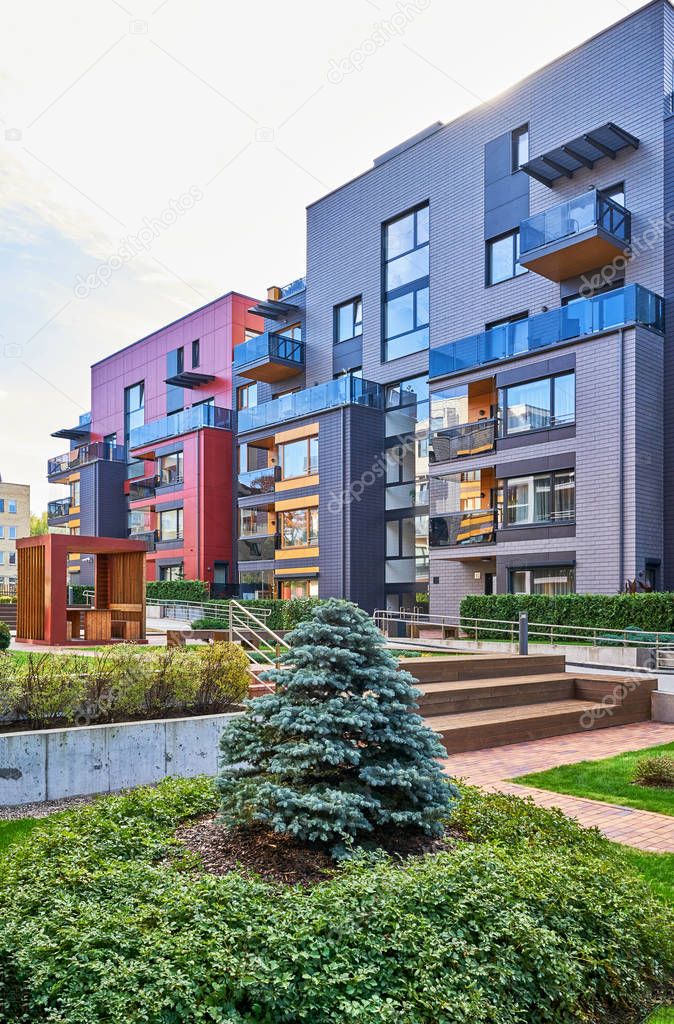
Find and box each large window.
[70,480,80,507]
[499,372,575,435]
[239,507,271,537]
[504,469,575,526]
[8,501,16,514]
[160,563,184,582]
[383,204,429,361]
[239,569,274,599]
[278,577,318,600]
[510,565,575,596]
[486,230,527,285]
[158,451,183,486]
[237,382,258,410]
[158,508,183,543]
[124,381,144,443]
[281,508,318,548]
[335,297,363,343]
[279,436,318,479]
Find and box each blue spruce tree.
[217,599,459,855]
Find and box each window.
[8,501,16,514]
[487,230,527,285]
[160,563,184,582]
[504,469,575,526]
[335,297,363,343]
[383,204,429,361]
[237,382,258,410]
[239,507,272,537]
[128,509,152,535]
[244,327,262,341]
[192,339,200,368]
[601,182,625,207]
[124,382,144,443]
[239,569,274,599]
[8,553,16,566]
[0,527,3,539]
[0,553,4,565]
[281,508,318,548]
[511,124,529,171]
[8,527,16,540]
[278,577,319,600]
[158,451,183,485]
[70,480,80,507]
[499,372,575,435]
[0,501,3,513]
[510,565,575,596]
[279,436,318,479]
[158,508,183,543]
[277,323,302,341]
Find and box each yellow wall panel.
[275,546,319,561]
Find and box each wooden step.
[417,673,576,715]
[403,654,566,685]
[429,698,650,754]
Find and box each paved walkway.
[441,722,674,853]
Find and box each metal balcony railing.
[429,509,497,547]
[429,284,665,379]
[47,498,72,518]
[129,404,232,450]
[48,441,126,478]
[238,373,384,433]
[430,418,496,462]
[233,331,305,373]
[519,189,630,257]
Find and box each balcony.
[128,404,232,451]
[233,331,305,383]
[47,497,72,521]
[430,419,496,463]
[429,284,665,380]
[238,465,281,498]
[129,476,158,501]
[238,373,384,433]
[48,441,126,480]
[128,530,158,551]
[430,509,497,548]
[519,190,630,282]
[238,534,277,561]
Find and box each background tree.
[30,512,48,536]
[217,599,458,855]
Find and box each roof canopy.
[521,122,639,188]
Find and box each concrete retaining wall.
[0,712,238,807]
[419,639,654,670]
[652,691,674,723]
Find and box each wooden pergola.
[16,535,147,646]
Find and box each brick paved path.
[441,722,674,853]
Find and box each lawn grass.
[513,741,674,817]
[620,847,674,907]
[0,818,41,851]
[645,1009,674,1022]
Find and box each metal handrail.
[373,608,674,652]
[146,597,272,623]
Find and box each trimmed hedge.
[0,778,670,1023]
[0,622,9,651]
[146,579,208,602]
[201,597,324,631]
[460,593,674,640]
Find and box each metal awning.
[51,424,91,441]
[248,299,299,321]
[521,122,639,188]
[163,371,215,389]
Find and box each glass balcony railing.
[48,441,126,478]
[47,498,72,519]
[129,477,158,501]
[238,373,384,433]
[520,190,630,257]
[237,534,277,561]
[233,331,305,373]
[430,419,496,463]
[429,509,497,547]
[129,404,232,449]
[128,530,158,551]
[429,285,665,380]
[237,465,281,497]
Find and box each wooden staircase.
[404,654,656,753]
[0,603,17,630]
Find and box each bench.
[167,629,229,647]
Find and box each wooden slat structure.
[16,535,147,646]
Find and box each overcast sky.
[0,0,648,512]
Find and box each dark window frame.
[511,123,529,172]
[382,202,430,362]
[486,229,527,286]
[191,339,200,368]
[334,295,363,344]
[498,370,576,438]
[502,468,575,528]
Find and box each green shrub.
[632,755,674,788]
[460,592,674,639]
[191,642,249,711]
[191,616,228,630]
[200,598,324,631]
[146,579,208,602]
[0,595,16,605]
[0,777,670,1024]
[9,651,86,728]
[0,621,9,651]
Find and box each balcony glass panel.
[129,477,157,501]
[431,419,496,462]
[237,466,279,496]
[48,441,126,477]
[520,190,630,256]
[429,285,664,379]
[47,498,71,518]
[238,373,384,432]
[233,331,305,371]
[128,404,231,449]
[237,535,277,561]
[429,509,496,547]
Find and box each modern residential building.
[0,478,30,592]
[47,292,263,591]
[48,0,674,613]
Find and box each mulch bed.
[175,817,468,886]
